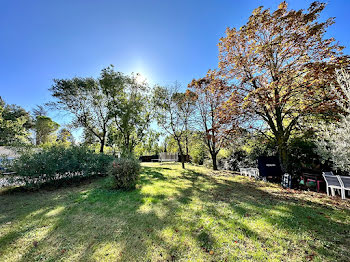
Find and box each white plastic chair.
[249,168,259,179]
[240,168,248,176]
[322,172,342,197]
[338,175,350,199]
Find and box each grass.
[0,163,349,261]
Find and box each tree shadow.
[0,164,349,261]
[140,166,167,181]
[175,167,350,260]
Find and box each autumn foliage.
[215,1,349,171]
[189,70,234,170]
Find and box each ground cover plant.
[0,163,349,261]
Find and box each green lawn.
[0,163,349,261]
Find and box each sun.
[135,73,147,85]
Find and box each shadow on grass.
[0,175,102,195]
[140,166,167,182]
[0,164,349,261]
[177,168,350,260]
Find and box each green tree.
[50,71,114,153]
[57,128,74,143]
[0,97,32,145]
[134,130,161,156]
[153,84,191,169]
[32,105,48,118]
[171,89,197,157]
[103,68,151,156]
[50,66,151,154]
[34,116,60,145]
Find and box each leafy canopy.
[217,1,348,170]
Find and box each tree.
[163,135,179,153]
[153,84,191,169]
[57,128,74,143]
[0,97,32,145]
[82,127,99,145]
[189,70,233,170]
[103,69,151,156]
[315,114,350,173]
[134,130,161,156]
[217,1,347,172]
[34,116,60,145]
[187,131,208,165]
[50,70,114,153]
[315,67,350,172]
[32,105,48,118]
[171,88,197,157]
[332,67,350,111]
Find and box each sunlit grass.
[0,163,349,261]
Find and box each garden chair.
[248,168,259,179]
[246,168,251,177]
[323,171,334,176]
[247,168,253,177]
[322,172,342,197]
[338,175,350,200]
[240,168,248,176]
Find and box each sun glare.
[135,73,147,85]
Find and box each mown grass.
[0,163,349,261]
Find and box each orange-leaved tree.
[218,1,348,172]
[189,70,237,170]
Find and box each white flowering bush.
[315,67,350,172]
[315,115,350,172]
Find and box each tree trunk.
[185,134,189,157]
[211,152,218,170]
[277,136,288,173]
[176,139,185,169]
[99,138,105,153]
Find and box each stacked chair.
[322,172,350,199]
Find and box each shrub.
[10,144,114,188]
[289,137,323,175]
[108,157,141,190]
[315,115,350,173]
[218,150,255,171]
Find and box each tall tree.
[32,105,48,118]
[0,97,32,145]
[171,88,197,157]
[153,84,191,169]
[315,67,350,172]
[50,70,114,153]
[217,1,347,171]
[103,69,151,156]
[57,128,74,143]
[189,70,233,170]
[34,116,60,145]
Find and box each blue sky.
[1,0,349,135]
